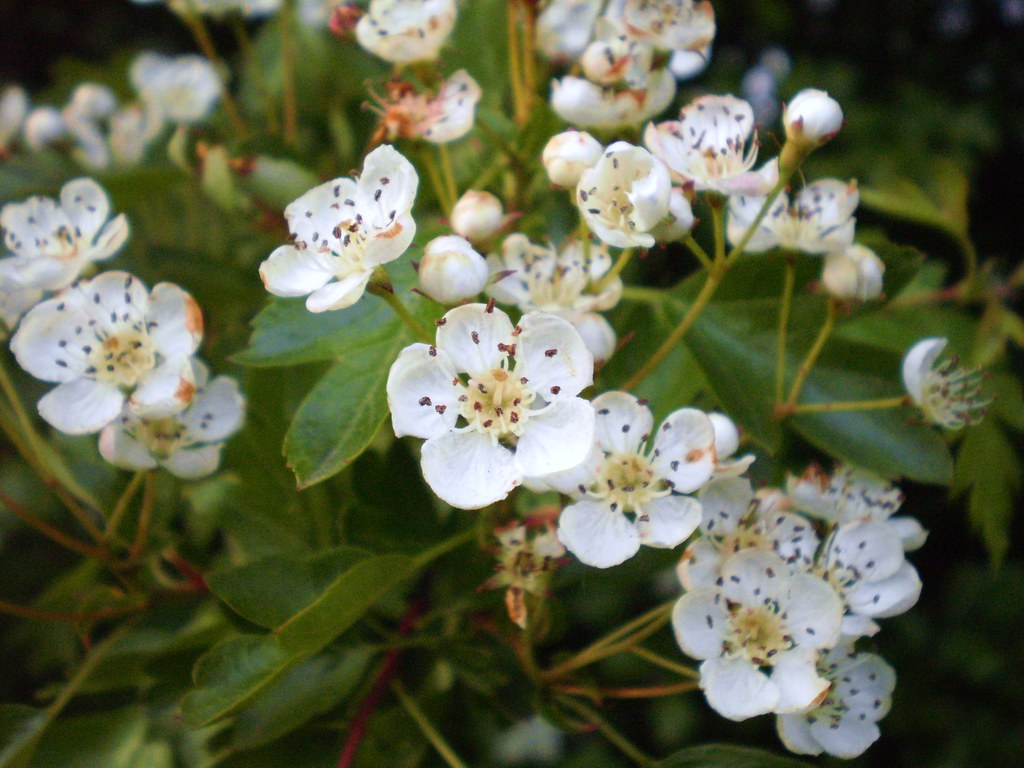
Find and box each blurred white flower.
[417,235,489,304]
[613,0,716,52]
[355,0,457,64]
[0,85,28,156]
[542,130,604,188]
[370,71,481,145]
[131,52,221,124]
[23,107,68,151]
[822,244,885,301]
[537,0,603,62]
[551,70,676,129]
[901,337,990,430]
[785,88,844,149]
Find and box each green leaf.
[206,546,371,628]
[27,709,148,768]
[0,705,46,768]
[244,156,320,209]
[952,419,1021,567]
[657,743,814,768]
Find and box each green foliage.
[657,744,814,768]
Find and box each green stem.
[392,682,469,768]
[629,646,700,679]
[105,472,146,542]
[725,176,788,265]
[437,143,459,211]
[280,0,298,146]
[594,248,634,292]
[419,146,455,215]
[47,624,132,715]
[791,396,910,414]
[555,694,654,766]
[710,196,726,265]
[128,472,155,561]
[181,12,249,140]
[371,283,433,344]
[785,298,838,409]
[0,490,110,561]
[682,235,713,271]
[775,255,796,404]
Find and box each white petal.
[847,560,921,618]
[557,498,640,568]
[719,549,789,606]
[590,391,653,455]
[524,442,602,496]
[182,375,246,442]
[148,282,203,359]
[889,516,928,551]
[283,178,356,252]
[650,408,716,493]
[259,244,336,298]
[636,494,701,548]
[516,398,595,478]
[88,214,130,262]
[697,476,753,535]
[780,572,844,649]
[677,537,725,591]
[516,311,593,400]
[776,714,823,756]
[901,338,946,405]
[570,312,617,363]
[840,614,880,639]
[772,648,830,713]
[161,443,224,479]
[700,657,779,721]
[59,178,110,242]
[828,520,905,583]
[10,295,92,381]
[305,271,374,312]
[386,343,460,439]
[672,587,728,658]
[358,145,420,233]
[809,718,881,759]
[39,378,124,434]
[420,430,521,509]
[435,303,514,374]
[129,358,195,417]
[98,422,159,471]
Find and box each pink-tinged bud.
[450,190,504,243]
[418,235,489,304]
[822,244,884,301]
[784,88,843,149]
[542,130,604,187]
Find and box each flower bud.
[542,130,604,187]
[708,412,740,460]
[784,88,843,149]
[822,244,884,301]
[418,235,489,304]
[450,190,504,244]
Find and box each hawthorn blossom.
[777,644,895,759]
[542,131,604,188]
[99,360,245,478]
[537,392,715,568]
[579,23,657,89]
[707,411,755,478]
[551,70,676,130]
[259,144,418,312]
[669,44,712,80]
[130,52,221,125]
[486,234,621,362]
[370,71,481,145]
[386,303,595,510]
[649,186,696,242]
[450,190,504,243]
[901,337,990,430]
[727,179,859,254]
[537,0,603,62]
[822,244,885,301]
[612,0,717,53]
[0,178,129,294]
[673,548,843,720]
[576,142,672,248]
[61,84,162,170]
[10,271,203,434]
[645,94,778,195]
[417,235,489,304]
[480,518,565,629]
[784,88,844,149]
[0,85,28,156]
[355,0,457,64]
[23,107,68,151]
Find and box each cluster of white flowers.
[673,463,923,757]
[1,179,245,479]
[130,0,342,23]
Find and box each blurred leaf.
[206,546,371,628]
[0,705,46,768]
[28,708,147,768]
[657,743,813,767]
[952,418,1021,567]
[201,145,249,211]
[244,157,319,209]
[859,159,970,239]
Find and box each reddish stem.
[337,602,425,768]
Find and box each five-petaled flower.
[386,302,595,510]
[355,0,457,64]
[901,337,990,430]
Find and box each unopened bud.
[542,130,604,187]
[784,88,843,149]
[708,412,740,460]
[822,244,884,301]
[418,235,489,304]
[450,190,504,243]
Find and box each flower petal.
[516,311,593,400]
[651,407,716,493]
[436,303,514,374]
[776,714,823,757]
[847,560,921,618]
[420,430,521,509]
[557,498,640,568]
[305,270,374,312]
[700,657,778,721]
[39,378,124,434]
[182,375,246,442]
[98,421,159,471]
[697,476,753,535]
[901,337,946,405]
[386,343,460,439]
[161,444,224,479]
[59,177,110,242]
[591,390,653,456]
[129,357,195,417]
[148,282,203,359]
[636,493,701,548]
[516,397,595,478]
[672,587,728,659]
[772,647,830,713]
[259,244,336,298]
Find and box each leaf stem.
[628,646,699,679]
[682,235,713,271]
[0,596,145,624]
[437,143,459,211]
[507,2,526,126]
[181,12,249,140]
[392,681,469,768]
[128,472,155,561]
[371,283,433,344]
[551,680,699,700]
[775,254,796,404]
[554,694,654,766]
[725,175,788,265]
[0,490,110,561]
[419,146,455,215]
[784,297,838,409]
[280,0,299,146]
[791,396,911,414]
[105,471,146,542]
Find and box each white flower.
[23,107,68,151]
[777,644,896,759]
[355,0,457,64]
[370,71,481,145]
[0,85,28,155]
[579,24,656,88]
[540,392,714,568]
[577,142,672,249]
[784,88,844,149]
[707,411,755,478]
[673,548,843,720]
[0,285,43,329]
[787,464,926,551]
[645,94,778,195]
[130,52,221,125]
[649,186,696,243]
[0,178,130,293]
[551,71,676,130]
[613,0,717,52]
[727,179,859,254]
[822,244,885,301]
[107,103,164,167]
[486,234,621,362]
[537,0,603,62]
[417,235,489,304]
[542,130,605,188]
[386,303,595,510]
[10,271,203,434]
[678,477,818,590]
[60,85,161,170]
[259,144,418,312]
[901,337,990,430]
[99,360,245,478]
[668,44,712,80]
[450,190,504,244]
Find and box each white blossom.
[579,22,656,88]
[649,186,696,242]
[450,190,504,244]
[727,178,859,254]
[576,141,672,248]
[23,107,68,151]
[487,234,621,362]
[61,85,162,170]
[130,52,221,125]
[0,285,43,329]
[10,271,203,434]
[784,88,844,149]
[901,337,990,430]
[612,0,716,53]
[673,548,843,720]
[99,359,244,478]
[355,0,457,64]
[645,94,778,195]
[542,130,605,188]
[417,235,489,304]
[259,144,418,312]
[537,0,603,62]
[370,71,481,145]
[551,70,676,130]
[822,244,885,301]
[539,392,714,568]
[668,44,711,80]
[386,303,595,509]
[707,411,755,478]
[0,178,129,293]
[0,85,28,155]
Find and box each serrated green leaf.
[657,743,814,768]
[206,546,371,628]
